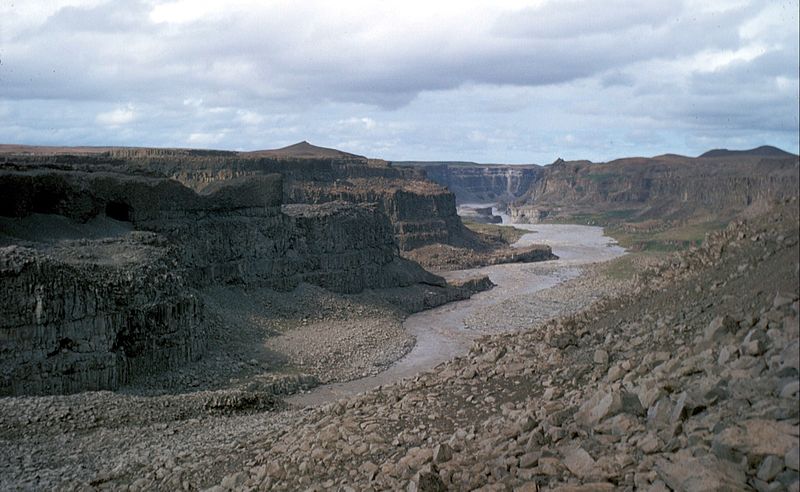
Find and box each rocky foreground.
[230,202,800,490]
[0,200,798,491]
[211,200,797,492]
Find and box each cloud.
[237,110,264,125]
[339,117,377,131]
[96,105,136,126]
[0,0,760,106]
[0,0,797,161]
[187,131,226,146]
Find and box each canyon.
[401,146,799,226]
[397,161,543,205]
[1,143,517,396]
[0,142,798,491]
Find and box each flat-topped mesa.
[0,143,474,251]
[515,153,800,223]
[0,170,283,223]
[0,167,445,292]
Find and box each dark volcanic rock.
[0,147,483,251]
[0,162,464,395]
[398,161,542,204]
[0,237,206,396]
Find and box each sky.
[0,0,798,163]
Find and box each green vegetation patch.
[597,251,665,281]
[607,220,726,253]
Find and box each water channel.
[288,209,625,407]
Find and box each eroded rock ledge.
[0,168,488,396]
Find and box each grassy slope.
[544,208,728,281]
[608,221,727,252]
[597,219,727,281]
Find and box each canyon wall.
[0,150,468,251]
[289,180,467,250]
[514,155,800,223]
[398,152,799,225]
[167,158,474,251]
[0,165,446,395]
[397,162,542,204]
[0,235,206,396]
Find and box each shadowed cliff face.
[0,148,477,251]
[0,237,206,396]
[0,160,452,396]
[396,162,543,204]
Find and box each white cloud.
[0,0,797,161]
[339,117,377,131]
[688,43,769,73]
[187,132,226,146]
[96,105,136,126]
[237,110,264,125]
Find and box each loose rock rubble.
[0,201,797,491]
[203,200,796,491]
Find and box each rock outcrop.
[398,161,542,204]
[0,235,206,396]
[0,145,481,251]
[290,179,468,250]
[399,150,800,226]
[457,205,502,224]
[404,242,556,272]
[514,154,800,223]
[0,159,466,395]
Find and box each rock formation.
[514,153,799,224]
[399,161,542,204]
[0,153,481,396]
[0,143,486,252]
[201,198,798,491]
[457,205,502,224]
[0,234,205,396]
[403,148,800,225]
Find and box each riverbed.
[288,219,625,406]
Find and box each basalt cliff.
[401,146,799,225]
[397,161,543,205]
[0,144,497,396]
[2,142,479,251]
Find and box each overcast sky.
[1,0,798,163]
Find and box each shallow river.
[288,212,625,407]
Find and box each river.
[288,211,625,407]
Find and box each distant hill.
[244,141,364,159]
[0,141,365,160]
[699,146,796,158]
